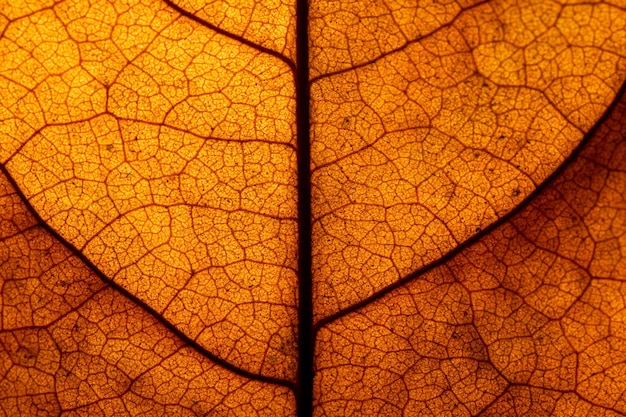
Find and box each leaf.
[315,94,626,415]
[0,0,625,416]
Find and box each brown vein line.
[162,0,296,73]
[0,163,295,391]
[314,78,626,332]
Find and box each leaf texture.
[0,0,625,415]
[0,167,295,415]
[310,0,626,319]
[1,0,300,381]
[315,87,626,416]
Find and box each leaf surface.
[0,169,295,415]
[315,90,626,416]
[0,0,625,415]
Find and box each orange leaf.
[1,0,625,415]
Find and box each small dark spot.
[475,227,481,233]
[512,188,521,197]
[18,347,34,361]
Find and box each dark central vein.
[295,0,313,415]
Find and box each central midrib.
[295,0,314,416]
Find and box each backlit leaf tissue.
[0,0,625,415]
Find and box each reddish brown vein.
[162,0,296,73]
